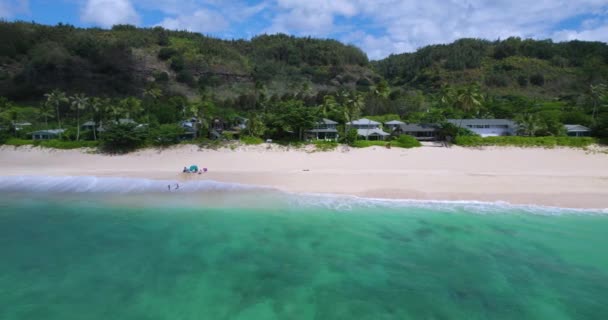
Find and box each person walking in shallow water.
[167,184,171,191]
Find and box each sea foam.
[0,176,605,215]
[0,176,261,194]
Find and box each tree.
[515,113,542,136]
[88,97,106,141]
[44,90,68,128]
[590,83,607,120]
[118,97,143,120]
[455,84,484,116]
[69,93,89,141]
[246,114,266,138]
[105,100,126,122]
[99,123,146,153]
[151,124,185,146]
[143,86,162,125]
[320,94,339,119]
[38,101,54,129]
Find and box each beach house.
[447,119,517,137]
[395,123,440,141]
[306,118,339,141]
[564,124,591,137]
[347,118,390,140]
[31,129,65,140]
[384,120,405,131]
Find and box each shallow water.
[1,180,607,319]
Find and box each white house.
[385,120,405,131]
[306,118,339,141]
[564,124,591,137]
[347,118,390,140]
[31,129,65,140]
[447,119,517,137]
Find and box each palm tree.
[438,85,456,107]
[44,90,68,128]
[515,113,541,136]
[143,87,162,125]
[119,97,143,120]
[590,83,607,120]
[70,93,89,141]
[105,100,125,122]
[88,97,105,141]
[39,102,55,129]
[454,84,484,128]
[320,95,339,118]
[455,84,484,114]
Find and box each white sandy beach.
[1,143,607,209]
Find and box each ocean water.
[1,177,607,320]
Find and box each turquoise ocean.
[1,176,607,319]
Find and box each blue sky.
[1,0,607,59]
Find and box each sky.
[1,0,607,59]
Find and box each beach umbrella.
[189,165,199,172]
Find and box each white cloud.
[266,0,359,35]
[332,0,608,59]
[0,0,29,19]
[552,22,608,42]
[81,0,140,28]
[158,9,229,33]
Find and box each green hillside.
[373,38,608,98]
[0,22,607,148]
[0,22,372,103]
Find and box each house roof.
[447,119,516,127]
[82,121,96,126]
[385,120,405,125]
[308,128,338,133]
[399,123,439,132]
[119,118,136,124]
[31,129,65,135]
[564,124,591,132]
[357,128,390,137]
[320,118,338,125]
[348,118,381,125]
[13,122,32,126]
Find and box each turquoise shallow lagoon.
[1,187,607,319]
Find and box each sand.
[1,143,607,209]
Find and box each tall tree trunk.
[56,104,62,128]
[76,108,80,141]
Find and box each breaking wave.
[0,176,605,215]
[0,176,263,194]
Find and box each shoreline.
[1,144,607,209]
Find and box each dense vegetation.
[1,22,608,151]
[454,136,596,148]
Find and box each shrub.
[4,138,34,146]
[3,138,99,149]
[154,71,169,82]
[176,70,194,86]
[313,140,338,151]
[340,128,358,146]
[394,135,422,148]
[240,136,264,145]
[151,124,185,146]
[39,140,99,149]
[100,123,147,153]
[530,73,545,86]
[455,136,595,148]
[158,47,177,60]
